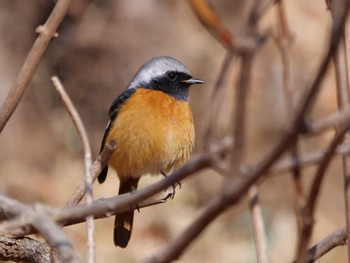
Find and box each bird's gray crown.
[127,56,190,90]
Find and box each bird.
[98,56,203,248]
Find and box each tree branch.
[143,2,350,261]
[292,226,347,263]
[296,123,350,262]
[0,0,72,132]
[65,141,116,207]
[51,76,94,263]
[0,236,62,263]
[0,138,233,237]
[249,187,269,263]
[32,211,81,263]
[329,0,350,260]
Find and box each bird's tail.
[114,177,139,248]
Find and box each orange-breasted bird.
[98,56,203,248]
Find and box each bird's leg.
[129,176,140,212]
[129,176,137,192]
[161,171,181,199]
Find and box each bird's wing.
[98,88,137,183]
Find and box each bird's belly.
[106,89,194,179]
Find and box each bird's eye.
[166,71,178,81]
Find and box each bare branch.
[65,141,116,207]
[188,0,257,52]
[0,198,80,263]
[32,211,81,263]
[0,138,233,236]
[329,0,350,260]
[0,0,72,132]
[143,2,350,261]
[232,3,270,261]
[296,122,350,262]
[275,0,305,238]
[0,195,30,221]
[302,226,347,262]
[204,52,234,147]
[230,53,254,172]
[249,187,269,263]
[0,236,62,263]
[268,142,350,176]
[51,76,95,263]
[305,107,350,134]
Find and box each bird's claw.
[161,171,181,199]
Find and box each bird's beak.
[182,78,204,85]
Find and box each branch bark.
[296,123,350,262]
[0,138,233,237]
[51,76,94,263]
[143,1,350,260]
[329,0,350,261]
[0,236,62,263]
[0,0,72,132]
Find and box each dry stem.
[0,0,72,132]
[51,76,95,263]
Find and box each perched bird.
[98,56,203,248]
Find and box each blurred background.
[0,0,347,262]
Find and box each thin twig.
[51,76,94,263]
[237,5,271,263]
[232,17,270,263]
[0,189,193,239]
[230,53,254,172]
[329,0,350,260]
[65,141,116,207]
[0,198,79,263]
[239,3,270,262]
[32,209,81,263]
[0,138,233,236]
[296,122,350,262]
[275,0,305,240]
[143,3,350,261]
[188,0,257,52]
[299,226,347,263]
[0,0,72,132]
[268,142,350,176]
[204,52,234,148]
[249,187,269,263]
[305,106,350,134]
[275,0,294,115]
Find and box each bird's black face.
[126,56,203,100]
[145,71,203,101]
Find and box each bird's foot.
[161,171,181,199]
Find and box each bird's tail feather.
[114,177,139,248]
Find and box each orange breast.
[106,88,195,180]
